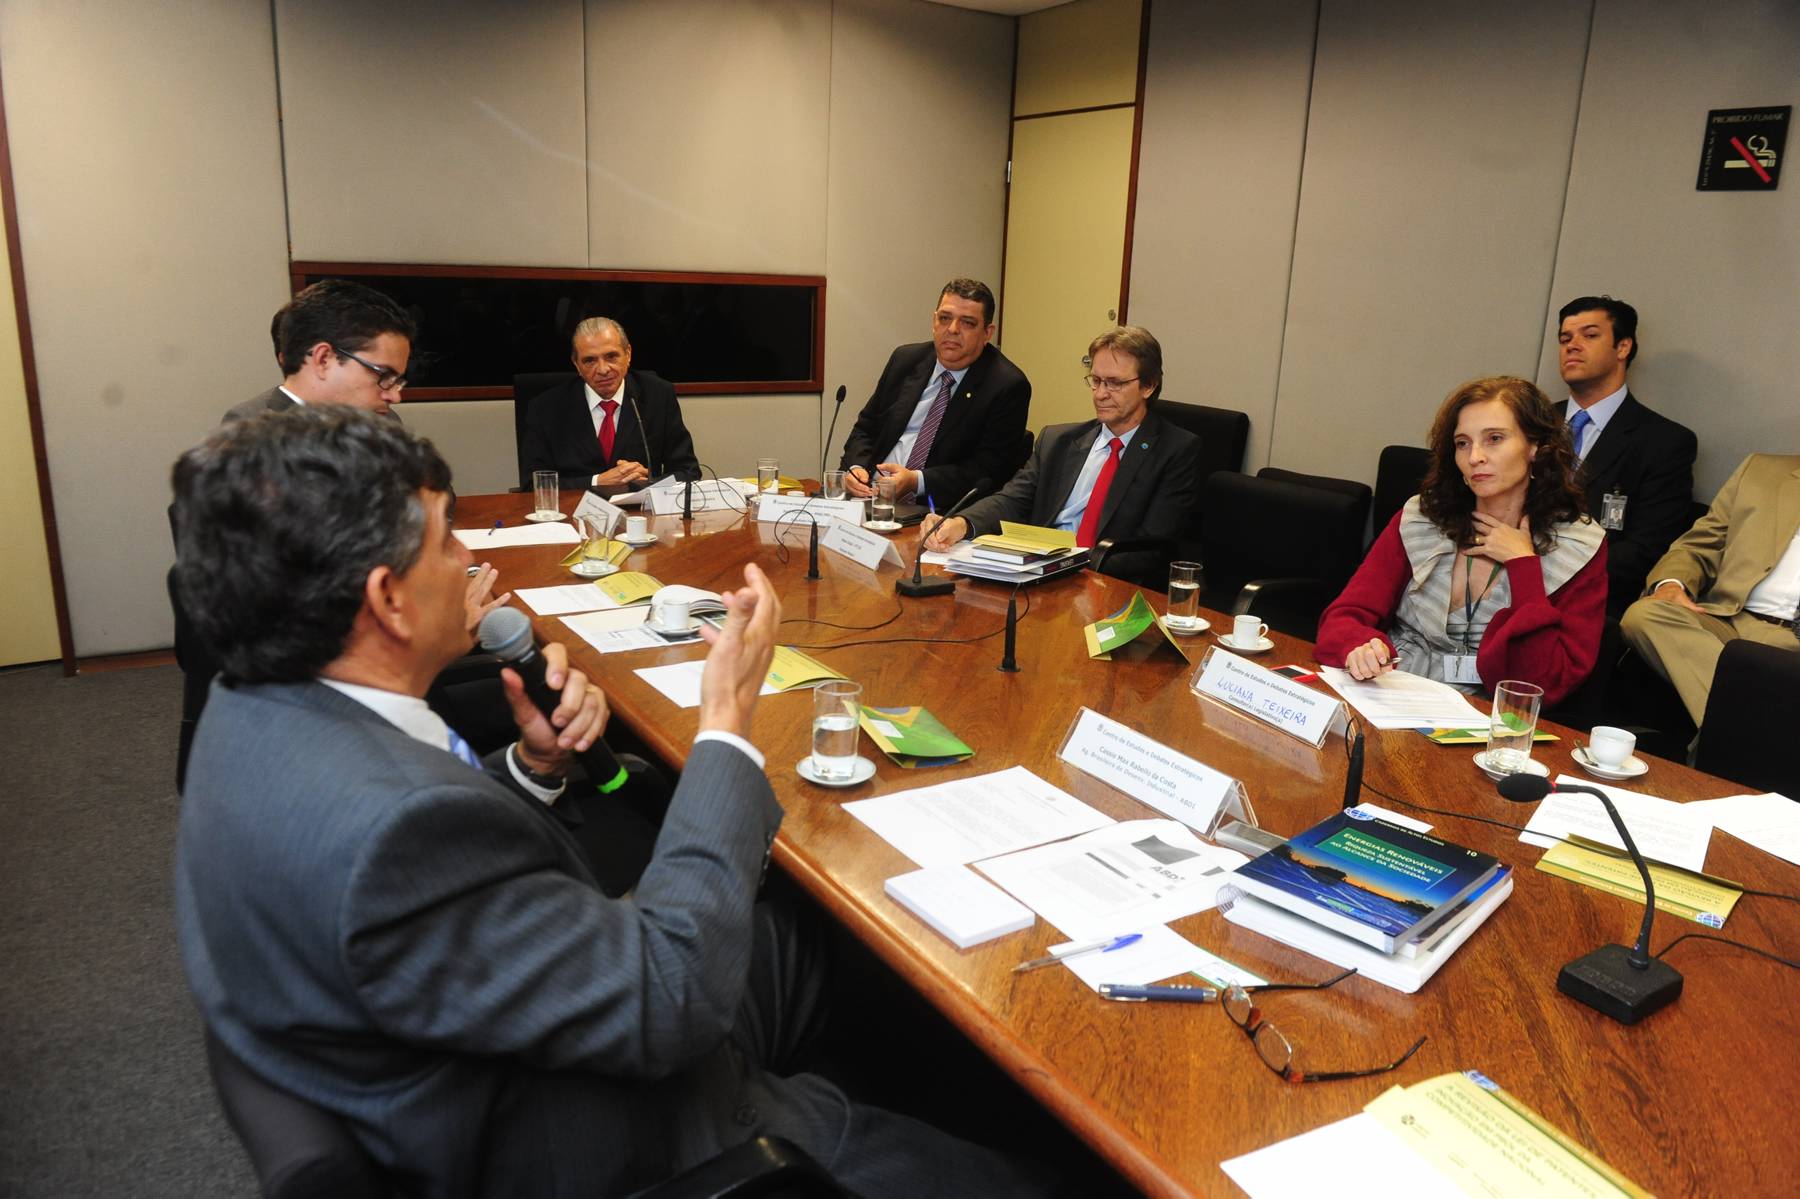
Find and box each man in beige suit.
[1621,453,1800,724]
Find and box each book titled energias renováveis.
[1229,810,1500,954]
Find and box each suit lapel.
[1775,465,1800,561]
[885,350,938,452]
[926,346,994,457]
[1577,393,1640,492]
[614,374,645,469]
[1041,422,1101,524]
[1097,415,1160,533]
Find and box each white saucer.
[1473,751,1549,782]
[617,532,658,547]
[796,755,877,787]
[647,620,700,640]
[863,520,902,533]
[569,559,619,578]
[524,510,566,523]
[1218,634,1273,654]
[1574,747,1650,780]
[1162,616,1211,636]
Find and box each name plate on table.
[755,494,867,526]
[648,480,748,515]
[1058,707,1255,837]
[819,520,905,570]
[573,491,624,538]
[1190,647,1347,747]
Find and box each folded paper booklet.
[859,705,973,769]
[1420,726,1559,745]
[1535,839,1742,927]
[594,571,665,606]
[764,646,845,691]
[557,538,633,568]
[970,520,1077,562]
[1083,591,1189,661]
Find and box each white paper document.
[1222,1111,1463,1199]
[1679,792,1800,868]
[841,766,1113,869]
[883,865,1034,949]
[453,523,582,549]
[517,584,621,616]
[1521,775,1714,873]
[610,475,677,507]
[564,607,701,654]
[976,819,1248,941]
[634,660,775,709]
[1317,665,1486,730]
[1054,925,1213,992]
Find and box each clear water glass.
[1166,561,1204,632]
[811,680,863,781]
[757,457,780,495]
[871,477,897,525]
[1486,679,1543,774]
[822,469,848,500]
[532,470,559,519]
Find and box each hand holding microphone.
[479,608,621,791]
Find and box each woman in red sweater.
[1315,376,1606,708]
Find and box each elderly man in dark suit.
[924,325,1200,585]
[519,317,701,489]
[171,408,1039,1197]
[223,279,416,422]
[1555,295,1697,619]
[840,278,1031,506]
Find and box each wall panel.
[1013,0,1140,116]
[278,0,588,267]
[0,0,291,654]
[1269,0,1590,485]
[822,0,1014,473]
[1533,0,1800,498]
[586,0,831,275]
[1127,0,1317,470]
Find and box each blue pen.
[489,519,503,536]
[1012,933,1144,974]
[1098,983,1220,1004]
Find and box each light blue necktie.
[1569,408,1593,457]
[445,727,484,770]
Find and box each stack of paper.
[884,866,1033,949]
[1316,666,1487,730]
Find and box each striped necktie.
[904,371,957,474]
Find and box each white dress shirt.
[1564,385,1628,461]
[883,363,970,502]
[1744,524,1800,620]
[1052,421,1141,535]
[279,385,305,406]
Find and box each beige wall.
[1013,0,1139,116]
[821,0,1014,471]
[0,172,60,666]
[0,0,292,656]
[1531,0,1800,499]
[278,0,589,267]
[1130,0,1799,496]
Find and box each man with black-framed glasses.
[225,279,417,422]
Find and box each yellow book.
[970,521,1076,557]
[557,539,633,568]
[594,572,664,606]
[764,646,846,691]
[1536,839,1742,927]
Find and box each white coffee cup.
[650,597,692,633]
[1231,615,1268,646]
[625,515,649,539]
[1588,725,1636,768]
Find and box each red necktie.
[597,399,618,461]
[1075,437,1124,549]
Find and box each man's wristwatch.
[510,743,565,789]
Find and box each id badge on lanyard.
[1447,555,1502,687]
[1441,652,1482,684]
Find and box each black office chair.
[512,371,581,491]
[1694,640,1800,796]
[1542,620,1624,733]
[1371,445,1432,537]
[1154,399,1249,488]
[1255,467,1374,551]
[1195,471,1368,640]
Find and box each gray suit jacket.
[175,679,804,1196]
[221,386,296,423]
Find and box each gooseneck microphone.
[626,389,657,480]
[1342,729,1364,810]
[898,486,982,598]
[820,384,847,483]
[998,594,1020,673]
[1497,774,1682,1023]
[807,515,821,580]
[478,608,629,794]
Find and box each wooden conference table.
[458,488,1797,1198]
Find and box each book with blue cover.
[1230,809,1501,953]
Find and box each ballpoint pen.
[1097,983,1220,1004]
[1012,933,1143,974]
[489,519,503,536]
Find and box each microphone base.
[1556,943,1682,1025]
[896,576,955,598]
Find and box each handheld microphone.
[478,608,629,794]
[1342,729,1364,810]
[897,486,981,598]
[1496,774,1682,1023]
[820,384,846,483]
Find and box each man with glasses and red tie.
[841,278,1031,508]
[923,325,1201,585]
[224,279,417,422]
[520,316,701,491]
